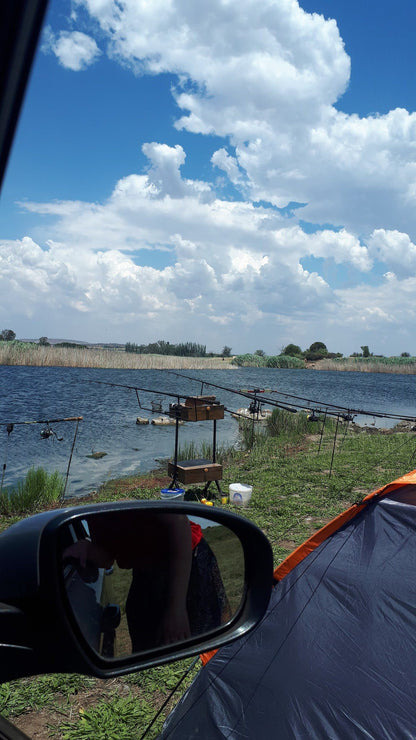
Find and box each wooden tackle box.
[170,396,224,422]
[168,458,223,484]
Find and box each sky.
[1,0,416,356]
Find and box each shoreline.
[1,344,416,374]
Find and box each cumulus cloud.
[4,142,414,352]
[42,28,101,70]
[53,0,416,240]
[367,229,416,278]
[211,149,244,185]
[12,0,416,350]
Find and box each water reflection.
[62,510,244,658]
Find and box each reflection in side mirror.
[61,510,245,660]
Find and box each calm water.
[1,366,415,497]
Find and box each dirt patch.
[13,706,63,739]
[278,539,298,551]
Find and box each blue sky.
[1,0,416,355]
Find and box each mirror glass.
[60,510,245,659]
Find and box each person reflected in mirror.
[63,511,230,654]
[64,512,192,651]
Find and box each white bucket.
[160,488,185,501]
[229,483,253,507]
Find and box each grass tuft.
[0,467,64,515]
[53,694,157,740]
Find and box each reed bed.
[0,343,236,370]
[317,357,416,374]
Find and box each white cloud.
[56,0,416,240]
[368,229,416,278]
[5,142,415,352]
[15,1,416,351]
[211,149,243,185]
[42,28,101,70]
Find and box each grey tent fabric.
[161,488,416,739]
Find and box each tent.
[161,470,416,738]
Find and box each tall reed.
[316,357,416,374]
[0,343,236,370]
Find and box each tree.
[254,349,265,357]
[0,329,16,341]
[361,345,370,358]
[222,346,232,357]
[282,343,302,357]
[39,336,50,346]
[304,341,328,361]
[309,341,327,354]
[401,352,410,358]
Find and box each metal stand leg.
[169,402,180,489]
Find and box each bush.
[232,354,304,368]
[266,355,304,368]
[0,467,64,515]
[231,353,267,367]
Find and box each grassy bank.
[2,342,416,373]
[0,342,236,370]
[3,414,416,738]
[232,354,416,374]
[316,356,416,373]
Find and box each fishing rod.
[85,379,188,402]
[0,416,83,426]
[0,416,83,494]
[86,373,416,427]
[160,370,309,414]
[87,376,300,415]
[162,369,416,424]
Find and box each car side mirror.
[0,501,273,682]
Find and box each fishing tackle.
[248,399,261,415]
[40,425,63,441]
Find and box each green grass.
[176,439,235,464]
[55,694,153,740]
[1,418,416,737]
[0,467,64,515]
[0,675,95,718]
[50,660,200,740]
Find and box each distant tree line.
[126,340,207,357]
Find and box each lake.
[1,366,415,498]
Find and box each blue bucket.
[160,488,185,501]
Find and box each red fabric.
[190,521,203,549]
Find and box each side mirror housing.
[0,501,273,681]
